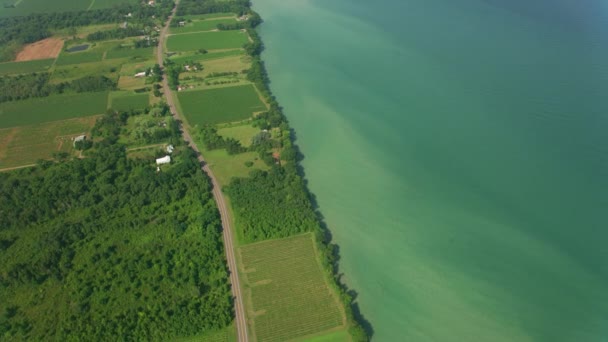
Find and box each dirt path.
[0,164,36,172]
[157,4,249,341]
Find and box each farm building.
[156,155,171,165]
[134,71,146,78]
[166,144,174,153]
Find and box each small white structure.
[134,71,146,78]
[73,134,86,147]
[166,144,174,153]
[178,21,186,27]
[156,155,171,165]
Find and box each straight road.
[156,3,249,341]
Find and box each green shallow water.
[252,0,608,340]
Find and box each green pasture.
[167,31,249,52]
[0,92,108,129]
[170,49,244,65]
[51,60,122,83]
[180,13,236,21]
[217,124,259,147]
[170,18,238,34]
[200,149,267,186]
[56,50,104,66]
[109,92,149,111]
[240,234,345,342]
[0,0,137,17]
[0,59,54,76]
[106,47,154,60]
[178,85,266,125]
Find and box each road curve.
[156,3,249,341]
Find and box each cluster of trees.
[217,12,261,31]
[0,111,232,340]
[176,0,250,16]
[0,74,116,103]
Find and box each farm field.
[0,58,54,76]
[0,0,137,17]
[217,124,260,147]
[55,50,104,66]
[51,60,123,83]
[239,234,345,342]
[170,49,244,65]
[0,116,98,169]
[167,31,249,52]
[106,47,154,60]
[109,92,150,111]
[170,18,238,34]
[199,55,251,77]
[181,13,236,20]
[0,92,109,128]
[178,85,266,125]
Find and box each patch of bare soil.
[15,38,64,62]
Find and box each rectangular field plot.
[240,234,345,341]
[0,0,137,17]
[178,85,266,125]
[170,49,244,65]
[170,18,238,34]
[0,92,108,129]
[0,59,54,76]
[105,47,154,60]
[0,116,97,169]
[56,51,104,66]
[167,31,249,52]
[109,93,149,111]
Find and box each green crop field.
[106,47,154,60]
[0,116,98,169]
[167,31,249,52]
[0,59,54,76]
[0,0,137,17]
[109,93,149,111]
[181,13,236,21]
[178,85,266,125]
[170,49,244,65]
[51,60,122,83]
[0,92,108,129]
[239,234,345,342]
[170,18,238,34]
[56,51,104,66]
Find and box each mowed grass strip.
[0,116,97,168]
[167,31,249,52]
[178,85,266,125]
[109,93,150,111]
[0,92,108,129]
[240,234,345,342]
[170,18,238,34]
[0,59,54,76]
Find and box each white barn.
[156,155,171,165]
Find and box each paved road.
[156,4,249,342]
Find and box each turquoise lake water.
[253,0,608,340]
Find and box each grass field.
[217,124,259,147]
[0,116,98,168]
[170,49,244,65]
[0,92,108,128]
[0,58,54,76]
[240,234,345,342]
[178,85,266,125]
[201,149,267,186]
[109,92,149,111]
[105,47,154,60]
[56,50,104,66]
[170,18,238,34]
[199,55,251,76]
[51,60,123,83]
[167,31,249,52]
[181,13,236,20]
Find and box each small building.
[156,155,171,165]
[134,71,146,78]
[178,21,186,27]
[166,144,174,154]
[120,21,128,29]
[73,134,86,147]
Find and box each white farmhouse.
[134,71,146,78]
[156,155,171,165]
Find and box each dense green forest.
[0,112,232,340]
[0,74,116,103]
